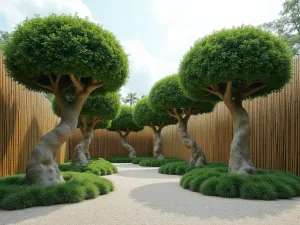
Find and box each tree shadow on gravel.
[130,182,300,220]
[0,204,64,225]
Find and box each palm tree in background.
[122,92,139,106]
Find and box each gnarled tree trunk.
[149,124,164,159]
[153,130,164,159]
[177,116,207,167]
[226,102,256,174]
[25,102,81,185]
[119,131,136,158]
[72,124,94,166]
[25,74,102,185]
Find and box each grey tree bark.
[119,131,136,158]
[177,116,207,167]
[227,103,256,174]
[205,81,262,174]
[24,75,103,185]
[72,124,94,166]
[149,124,164,159]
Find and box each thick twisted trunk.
[25,102,81,185]
[25,74,102,185]
[120,133,136,158]
[153,130,164,159]
[177,117,207,167]
[227,102,256,174]
[72,125,94,166]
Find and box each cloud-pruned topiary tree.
[108,106,143,158]
[149,74,216,167]
[53,92,120,166]
[179,26,292,174]
[3,14,128,185]
[133,97,178,159]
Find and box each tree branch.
[168,110,177,118]
[204,87,224,100]
[224,81,232,100]
[80,115,87,130]
[241,84,267,99]
[70,74,84,94]
[85,79,104,94]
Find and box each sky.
[0,0,285,97]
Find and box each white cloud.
[153,0,285,56]
[121,39,178,96]
[0,0,95,30]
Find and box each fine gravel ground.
[0,164,300,225]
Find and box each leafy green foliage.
[179,26,293,101]
[148,74,216,115]
[59,158,117,175]
[0,30,10,51]
[180,166,300,200]
[3,14,129,95]
[108,106,143,132]
[109,156,135,163]
[93,120,112,129]
[131,157,153,164]
[133,97,177,127]
[139,158,183,167]
[0,172,114,210]
[261,0,300,56]
[52,92,120,120]
[159,161,227,175]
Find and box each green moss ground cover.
[180,167,300,200]
[0,172,114,210]
[109,156,135,163]
[132,157,153,164]
[139,158,184,167]
[59,158,117,176]
[158,161,227,175]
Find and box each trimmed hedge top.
[149,74,216,115]
[133,97,177,127]
[0,172,114,210]
[4,13,129,95]
[179,26,292,101]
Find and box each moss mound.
[139,158,183,167]
[59,158,117,176]
[180,167,300,200]
[0,172,114,210]
[109,156,135,163]
[132,157,154,164]
[158,161,227,175]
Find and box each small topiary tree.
[179,26,292,174]
[149,74,216,166]
[108,106,143,158]
[3,14,128,185]
[53,92,120,166]
[133,97,177,159]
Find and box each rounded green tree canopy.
[109,106,143,132]
[133,97,177,127]
[52,92,120,121]
[77,117,111,129]
[179,26,293,101]
[149,74,216,115]
[4,14,129,95]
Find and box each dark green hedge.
[0,172,114,210]
[59,158,117,175]
[109,156,135,163]
[180,167,300,200]
[132,157,153,164]
[158,161,227,175]
[139,158,184,167]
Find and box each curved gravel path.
[1,163,300,225]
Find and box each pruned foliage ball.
[180,167,300,200]
[0,172,114,210]
[59,158,117,175]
